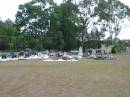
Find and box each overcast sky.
[0,0,130,39]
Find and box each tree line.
[0,0,130,52]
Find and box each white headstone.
[92,49,96,55]
[79,46,83,57]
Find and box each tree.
[46,0,79,51]
[0,19,17,51]
[97,0,130,45]
[15,0,52,37]
[48,5,65,50]
[15,0,56,50]
[78,0,99,48]
[60,0,79,51]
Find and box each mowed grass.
[0,55,130,97]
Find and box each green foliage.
[15,0,52,37]
[84,40,102,49]
[0,19,17,51]
[48,0,79,51]
[0,0,130,51]
[112,41,124,53]
[98,0,111,21]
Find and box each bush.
[112,42,124,54]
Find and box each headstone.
[79,46,83,57]
[92,49,96,55]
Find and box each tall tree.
[78,0,99,48]
[60,0,79,51]
[47,5,65,50]
[41,0,79,51]
[15,0,55,50]
[98,0,130,45]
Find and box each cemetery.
[0,0,130,97]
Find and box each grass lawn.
[0,55,130,97]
